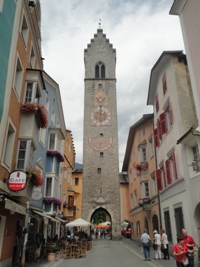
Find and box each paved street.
[26,238,181,267]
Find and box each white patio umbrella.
[98,221,111,226]
[65,218,92,227]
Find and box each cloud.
[40,0,184,169]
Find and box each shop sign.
[8,171,27,191]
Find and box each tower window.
[100,152,104,158]
[100,133,103,136]
[97,168,101,174]
[95,61,105,79]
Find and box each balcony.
[19,112,39,147]
[9,182,33,202]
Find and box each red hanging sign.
[8,171,27,191]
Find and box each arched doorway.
[194,203,200,244]
[152,213,159,233]
[91,207,111,240]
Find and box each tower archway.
[91,207,112,239]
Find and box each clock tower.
[82,29,121,238]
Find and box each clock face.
[90,106,111,126]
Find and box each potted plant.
[46,246,59,262]
[25,167,44,187]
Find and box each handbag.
[153,243,158,250]
[182,258,189,266]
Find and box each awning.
[33,210,59,222]
[55,217,67,223]
[5,198,26,215]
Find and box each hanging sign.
[8,171,27,191]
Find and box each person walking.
[173,236,188,267]
[161,229,170,259]
[153,230,162,260]
[182,229,197,267]
[141,229,151,261]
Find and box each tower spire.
[99,18,102,29]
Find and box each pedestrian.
[153,230,162,260]
[141,229,151,261]
[173,236,188,267]
[161,229,170,259]
[182,229,198,267]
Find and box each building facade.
[82,29,121,238]
[147,51,198,243]
[122,114,159,240]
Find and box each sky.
[40,0,184,171]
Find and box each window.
[63,192,66,202]
[156,169,162,191]
[192,144,199,161]
[45,177,52,196]
[162,73,167,95]
[141,181,149,198]
[39,128,46,146]
[21,15,28,47]
[45,95,50,112]
[100,152,104,158]
[100,133,103,136]
[97,168,101,174]
[139,145,147,162]
[155,94,159,112]
[17,140,27,169]
[149,136,154,158]
[95,61,105,79]
[161,164,166,188]
[24,82,39,103]
[0,0,4,13]
[29,47,35,68]
[68,196,74,205]
[98,84,102,90]
[165,152,178,184]
[49,133,55,150]
[75,178,79,186]
[160,100,173,134]
[14,57,23,97]
[134,190,137,207]
[3,123,15,168]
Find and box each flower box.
[21,102,48,129]
[46,150,64,162]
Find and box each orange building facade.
[121,114,160,240]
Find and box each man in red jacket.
[182,229,197,267]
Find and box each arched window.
[95,62,105,79]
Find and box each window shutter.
[157,119,162,140]
[160,112,168,134]
[155,94,159,112]
[156,169,162,191]
[165,159,172,184]
[161,165,166,187]
[169,100,173,125]
[162,73,167,94]
[172,152,178,179]
[154,128,159,148]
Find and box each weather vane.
[99,18,102,29]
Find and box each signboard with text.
[8,171,27,191]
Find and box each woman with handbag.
[161,229,170,259]
[153,230,162,260]
[172,236,188,267]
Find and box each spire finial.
[99,18,102,29]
